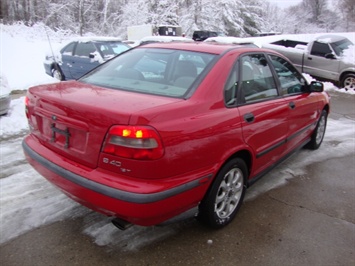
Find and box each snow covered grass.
[0,23,354,249]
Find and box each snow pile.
[204,36,254,45]
[0,97,29,137]
[1,22,74,42]
[342,45,355,65]
[0,30,61,90]
[0,73,11,97]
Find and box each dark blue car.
[44,37,130,80]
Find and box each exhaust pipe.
[111,218,133,230]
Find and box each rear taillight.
[24,96,29,119]
[102,125,164,160]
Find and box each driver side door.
[303,41,340,81]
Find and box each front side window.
[61,42,76,55]
[240,54,278,103]
[80,48,216,98]
[269,54,306,95]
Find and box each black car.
[192,30,220,41]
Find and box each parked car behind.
[204,36,257,47]
[262,35,355,90]
[0,74,11,116]
[192,30,220,41]
[137,35,194,46]
[24,42,330,230]
[44,37,130,80]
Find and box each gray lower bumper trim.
[22,140,213,204]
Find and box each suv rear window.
[81,48,216,98]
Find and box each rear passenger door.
[60,42,76,79]
[268,54,321,152]
[231,53,289,177]
[70,42,101,79]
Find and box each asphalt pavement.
[1,91,354,266]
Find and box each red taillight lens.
[102,125,164,160]
[24,96,30,119]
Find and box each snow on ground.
[0,23,354,249]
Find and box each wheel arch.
[51,62,61,73]
[216,149,253,185]
[51,63,65,80]
[339,71,355,84]
[228,150,252,178]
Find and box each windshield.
[80,48,216,98]
[330,38,353,56]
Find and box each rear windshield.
[80,48,216,98]
[94,41,130,59]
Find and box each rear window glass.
[95,42,130,59]
[80,48,216,98]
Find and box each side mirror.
[325,53,336,59]
[89,53,95,59]
[309,81,324,92]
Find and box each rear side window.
[74,42,96,57]
[81,48,216,98]
[268,55,307,95]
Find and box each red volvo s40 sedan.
[23,42,330,229]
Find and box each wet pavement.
[1,91,354,265]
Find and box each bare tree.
[337,0,355,31]
[302,0,328,23]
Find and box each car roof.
[315,35,348,43]
[71,36,123,43]
[204,37,257,46]
[139,41,264,55]
[139,36,194,43]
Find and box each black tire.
[197,158,247,229]
[341,73,355,91]
[52,66,64,81]
[306,109,327,150]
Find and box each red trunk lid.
[26,81,179,168]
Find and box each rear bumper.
[22,135,213,226]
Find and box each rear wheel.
[198,158,247,229]
[52,67,64,81]
[306,110,327,150]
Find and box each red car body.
[23,42,330,228]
